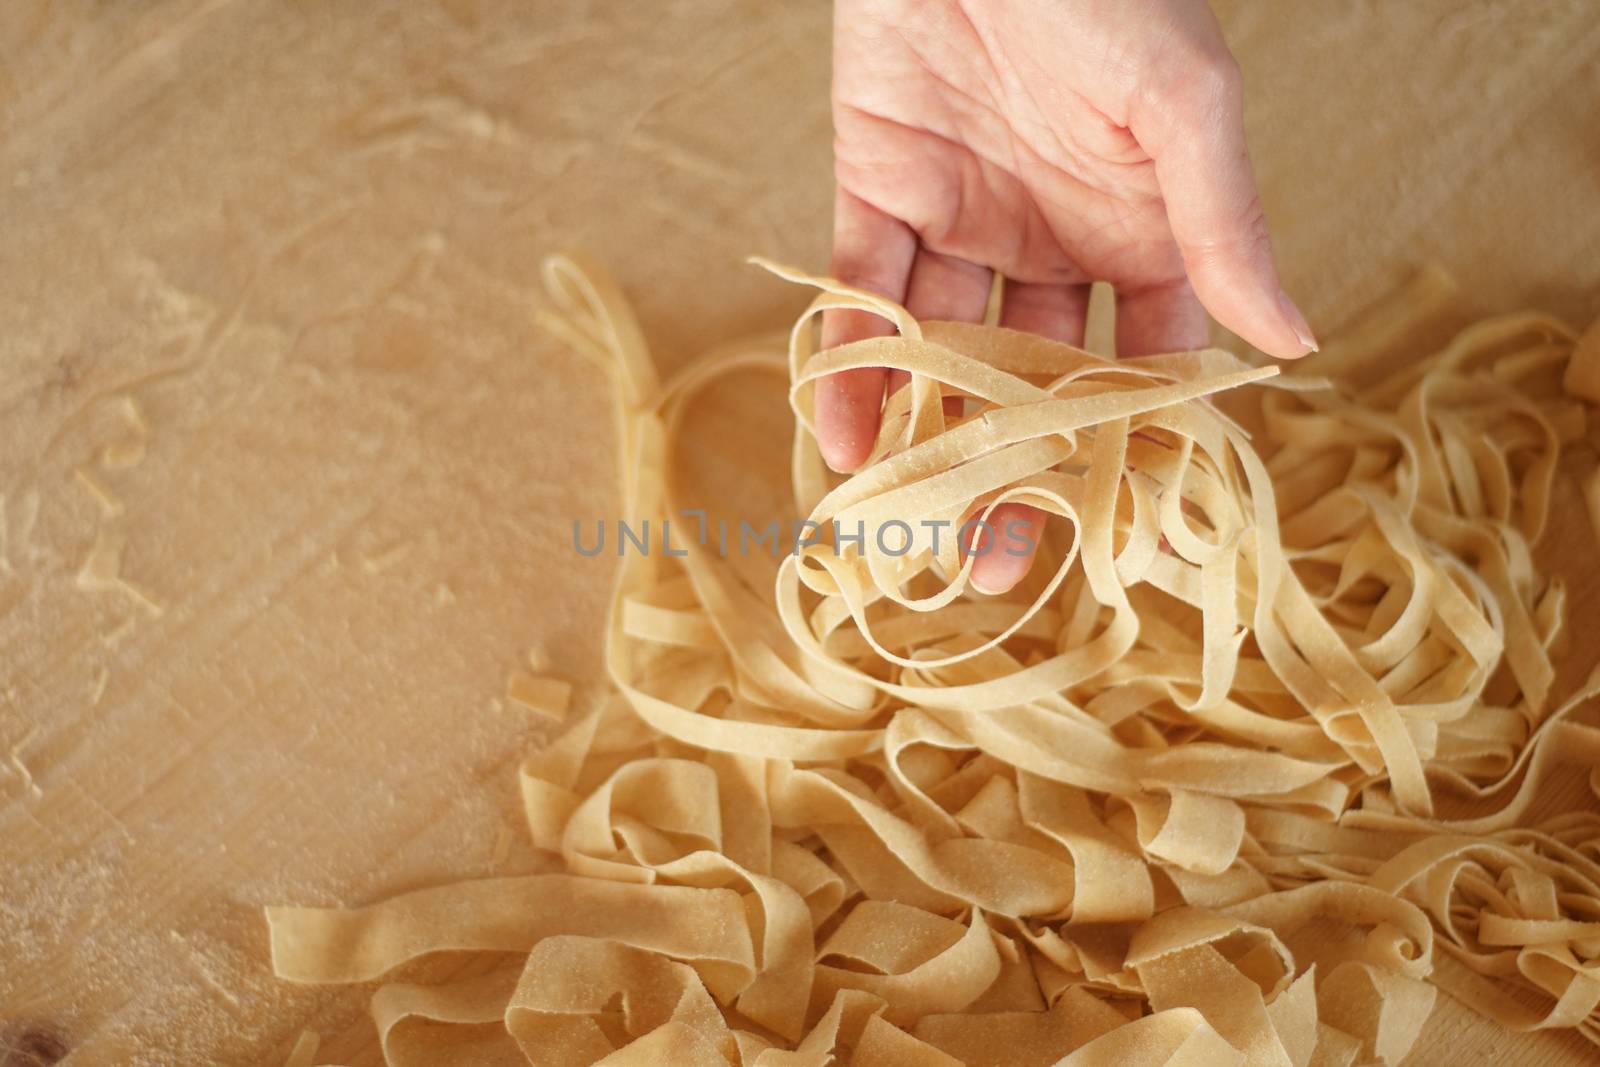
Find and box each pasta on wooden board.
[268,254,1600,1066]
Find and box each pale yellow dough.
[270,254,1600,1066]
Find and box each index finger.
[816,188,918,472]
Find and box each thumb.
[1134,55,1316,359]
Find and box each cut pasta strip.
[506,672,573,721]
[266,259,1600,1067]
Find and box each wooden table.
[1,1,1597,1063]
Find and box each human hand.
[821,0,1315,594]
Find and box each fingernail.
[1276,290,1318,355]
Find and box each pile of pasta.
[269,256,1600,1067]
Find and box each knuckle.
[1202,53,1244,106]
[1151,46,1243,120]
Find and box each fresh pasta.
[269,254,1600,1066]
